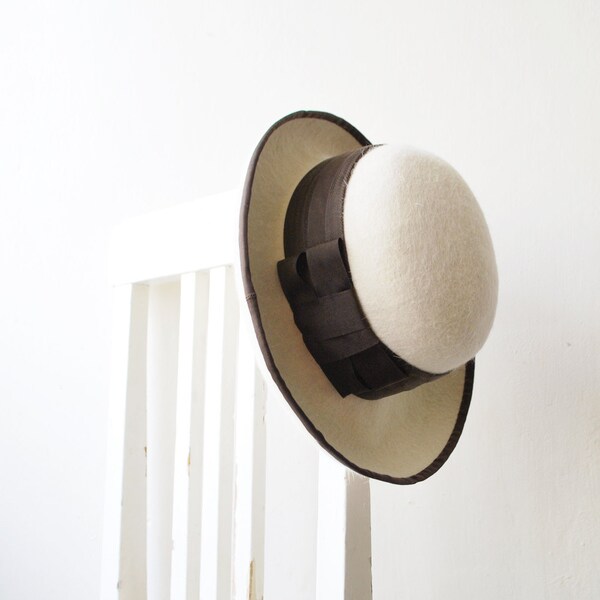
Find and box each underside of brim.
[240,110,474,484]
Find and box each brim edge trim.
[239,110,474,485]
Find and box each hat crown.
[344,145,498,374]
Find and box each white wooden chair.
[101,190,373,600]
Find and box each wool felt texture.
[344,144,498,374]
[240,111,495,484]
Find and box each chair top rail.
[109,189,240,286]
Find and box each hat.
[239,110,497,484]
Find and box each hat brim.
[240,110,474,484]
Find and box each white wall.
[1,0,599,598]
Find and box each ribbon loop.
[278,239,366,340]
[305,238,350,297]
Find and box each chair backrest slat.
[146,281,181,599]
[102,283,149,600]
[170,272,210,600]
[197,266,237,599]
[249,367,267,600]
[215,267,240,599]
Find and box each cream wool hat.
[240,111,498,484]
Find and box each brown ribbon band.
[277,147,446,400]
